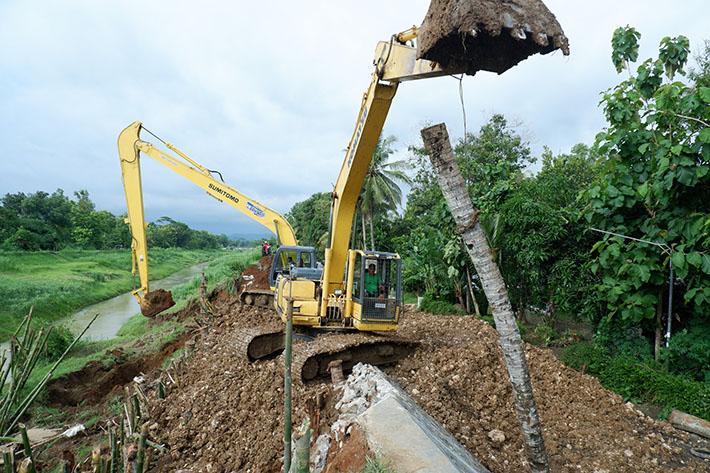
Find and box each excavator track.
[289,332,417,383]
[235,327,285,361]
[236,328,417,382]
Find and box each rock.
[488,429,506,445]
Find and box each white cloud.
[1,0,708,235]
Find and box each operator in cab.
[364,263,385,298]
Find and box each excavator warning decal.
[246,202,266,218]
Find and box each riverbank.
[20,249,259,421]
[0,248,228,340]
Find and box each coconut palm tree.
[422,123,550,473]
[358,135,412,250]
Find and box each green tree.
[582,27,710,358]
[397,114,534,308]
[1,189,73,250]
[454,114,535,212]
[358,135,411,250]
[501,145,600,321]
[285,192,331,251]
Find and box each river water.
[63,262,210,341]
[2,262,210,356]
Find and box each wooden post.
[422,123,550,473]
[284,297,294,472]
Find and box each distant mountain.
[228,232,272,242]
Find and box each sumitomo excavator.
[119,0,568,380]
[117,121,316,316]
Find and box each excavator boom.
[318,3,568,319]
[118,121,299,316]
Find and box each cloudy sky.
[1,0,708,238]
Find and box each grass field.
[0,248,228,339]
[19,248,260,406]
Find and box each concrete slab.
[357,370,490,473]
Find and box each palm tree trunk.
[422,123,550,473]
[361,212,367,250]
[369,201,375,251]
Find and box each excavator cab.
[269,245,319,288]
[349,250,401,330]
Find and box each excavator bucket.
[140,289,175,317]
[417,0,569,75]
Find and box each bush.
[42,326,75,361]
[562,342,710,420]
[593,316,653,359]
[659,322,710,383]
[418,292,465,316]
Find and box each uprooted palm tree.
[358,135,412,250]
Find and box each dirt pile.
[141,288,175,317]
[417,0,569,75]
[238,256,273,292]
[138,302,707,472]
[42,295,709,472]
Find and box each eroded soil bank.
[41,294,710,472]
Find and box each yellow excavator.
[117,121,316,316]
[269,4,568,332]
[118,0,568,379]
[242,1,569,380]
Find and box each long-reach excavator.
[117,121,316,316]
[119,0,568,380]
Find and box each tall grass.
[170,249,259,301]
[0,248,224,340]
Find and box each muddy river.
[62,262,210,341]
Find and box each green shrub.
[658,322,710,383]
[562,342,710,420]
[42,326,75,361]
[533,322,560,346]
[419,292,465,316]
[593,316,653,359]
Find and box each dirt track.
[124,295,709,473]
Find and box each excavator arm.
[321,9,568,316]
[320,33,463,314]
[118,121,298,315]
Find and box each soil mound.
[141,288,175,317]
[237,255,274,296]
[41,296,709,472]
[143,304,707,472]
[418,0,569,75]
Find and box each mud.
[237,255,274,304]
[40,297,710,472]
[141,289,175,317]
[417,0,569,75]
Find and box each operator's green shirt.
[364,272,382,294]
